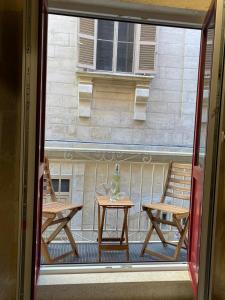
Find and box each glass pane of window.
[117,42,133,72]
[162,213,167,220]
[118,22,134,42]
[52,179,59,192]
[96,40,113,71]
[97,20,114,40]
[61,179,70,192]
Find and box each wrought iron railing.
[45,149,192,242]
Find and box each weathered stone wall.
[46,15,78,141]
[46,15,201,151]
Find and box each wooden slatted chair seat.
[141,161,192,261]
[41,156,83,264]
[43,202,82,214]
[143,203,189,218]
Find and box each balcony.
[41,147,192,265]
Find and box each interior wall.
[0,0,213,299]
[211,60,225,299]
[49,0,211,12]
[212,147,225,299]
[48,0,207,29]
[0,1,24,299]
[113,0,211,11]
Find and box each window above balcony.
[78,18,157,78]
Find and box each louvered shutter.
[136,24,156,74]
[204,28,214,74]
[78,18,96,69]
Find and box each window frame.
[95,20,137,74]
[51,176,72,200]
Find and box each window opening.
[96,21,135,73]
[52,178,59,192]
[96,20,114,71]
[43,14,201,267]
[116,22,134,72]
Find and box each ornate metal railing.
[45,148,192,242]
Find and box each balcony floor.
[41,242,187,264]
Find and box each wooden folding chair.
[41,156,83,264]
[140,161,192,261]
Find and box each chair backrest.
[43,156,57,203]
[161,161,192,204]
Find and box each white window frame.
[51,176,72,202]
[95,20,136,74]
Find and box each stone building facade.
[45,15,201,242]
[46,14,201,151]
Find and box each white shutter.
[78,18,96,69]
[135,24,156,74]
[205,28,214,74]
[205,43,213,74]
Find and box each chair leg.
[141,209,189,261]
[174,217,189,249]
[141,209,166,257]
[64,225,79,256]
[41,237,53,264]
[41,208,81,262]
[173,217,189,260]
[46,219,69,244]
[140,225,154,256]
[147,210,166,245]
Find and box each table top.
[43,202,83,214]
[97,196,134,208]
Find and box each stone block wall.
[46,15,78,141]
[46,15,201,151]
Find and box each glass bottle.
[110,163,120,201]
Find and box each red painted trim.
[188,1,216,298]
[188,30,206,300]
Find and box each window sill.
[40,262,188,275]
[38,270,190,285]
[37,269,193,300]
[77,70,155,83]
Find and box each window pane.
[118,22,134,42]
[116,42,133,72]
[96,40,113,71]
[162,213,167,220]
[52,179,59,192]
[97,20,114,40]
[61,179,70,193]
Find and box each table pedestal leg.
[98,205,106,262]
[97,203,132,262]
[124,208,129,261]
